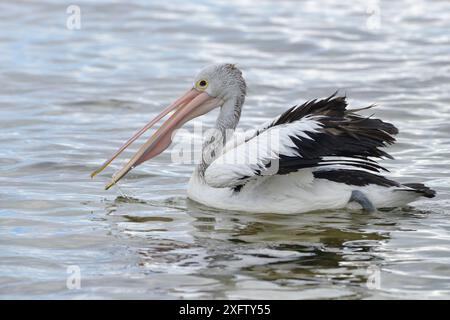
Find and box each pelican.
[91,63,435,214]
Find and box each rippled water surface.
[1,0,450,299]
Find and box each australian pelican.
[91,63,435,214]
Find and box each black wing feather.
[263,93,398,175]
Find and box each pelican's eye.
[196,79,209,90]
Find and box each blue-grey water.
[0,0,449,299]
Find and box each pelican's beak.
[91,88,222,190]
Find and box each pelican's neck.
[215,95,243,132]
[196,95,244,178]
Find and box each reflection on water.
[96,195,442,299]
[1,0,450,299]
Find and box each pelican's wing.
[204,94,398,189]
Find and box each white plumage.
[204,116,323,188]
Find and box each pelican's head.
[91,63,246,189]
[193,63,246,101]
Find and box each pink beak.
[91,88,222,190]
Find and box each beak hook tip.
[105,181,116,190]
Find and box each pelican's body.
[188,169,354,214]
[94,63,435,214]
[188,169,429,214]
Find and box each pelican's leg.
[350,190,376,212]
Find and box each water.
[0,0,449,299]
